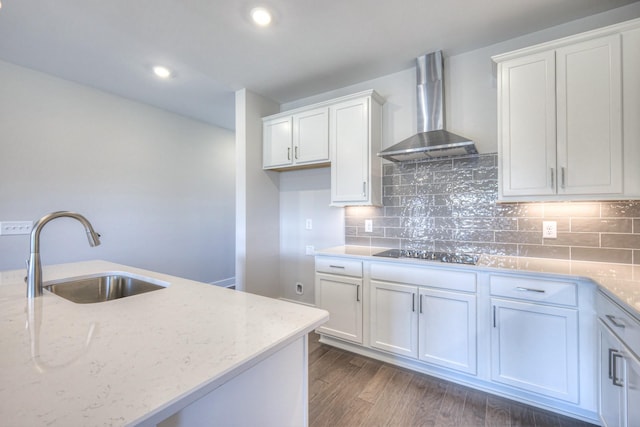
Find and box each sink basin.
[44,272,168,304]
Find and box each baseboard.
[209,277,235,289]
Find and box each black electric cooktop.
[373,249,479,266]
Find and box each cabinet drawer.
[371,263,476,293]
[597,291,640,358]
[490,275,577,306]
[316,257,363,278]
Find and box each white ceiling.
[0,0,638,130]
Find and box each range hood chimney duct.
[378,51,477,162]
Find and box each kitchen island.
[0,261,328,426]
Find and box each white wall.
[235,89,281,297]
[276,3,640,305]
[0,60,235,284]
[284,2,640,156]
[279,168,344,304]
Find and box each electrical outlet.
[305,245,315,255]
[365,219,373,233]
[542,221,557,239]
[0,221,33,236]
[295,282,304,295]
[305,219,312,230]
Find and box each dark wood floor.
[308,333,598,427]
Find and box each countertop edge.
[131,315,328,426]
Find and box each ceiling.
[0,0,638,130]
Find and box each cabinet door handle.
[606,314,626,329]
[550,168,555,189]
[419,294,423,314]
[493,305,496,328]
[515,286,545,293]
[362,181,367,197]
[328,265,345,269]
[561,167,566,189]
[611,350,624,387]
[294,146,298,159]
[608,348,616,379]
[412,293,416,312]
[287,147,291,160]
[356,285,360,302]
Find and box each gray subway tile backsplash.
[345,153,640,264]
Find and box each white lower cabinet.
[490,275,579,403]
[598,323,640,427]
[419,287,476,374]
[369,281,418,358]
[597,291,640,427]
[315,258,363,344]
[315,256,600,423]
[490,298,579,402]
[369,268,477,375]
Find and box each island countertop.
[0,260,328,426]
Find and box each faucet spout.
[26,211,101,299]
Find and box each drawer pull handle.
[328,265,345,269]
[606,314,626,329]
[515,287,546,293]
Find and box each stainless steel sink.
[44,273,167,304]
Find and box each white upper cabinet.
[293,107,329,165]
[494,18,640,201]
[263,116,293,169]
[263,107,329,170]
[498,51,556,197]
[330,94,383,206]
[556,35,622,196]
[262,90,384,206]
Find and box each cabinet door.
[627,349,640,427]
[330,97,370,204]
[491,298,579,402]
[263,117,293,169]
[556,34,622,195]
[369,281,418,358]
[419,288,477,374]
[499,51,557,197]
[315,273,362,344]
[293,107,329,165]
[599,323,625,427]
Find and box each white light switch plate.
[0,221,33,236]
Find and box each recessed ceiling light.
[152,65,173,79]
[250,7,272,27]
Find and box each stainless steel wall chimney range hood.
[378,51,477,162]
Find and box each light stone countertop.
[317,245,640,321]
[0,260,328,427]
